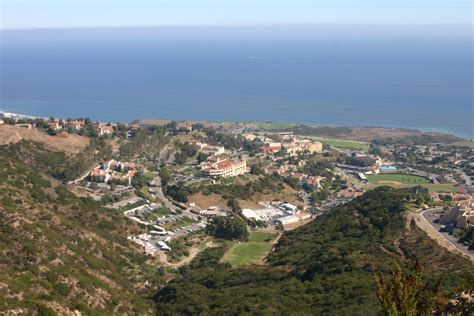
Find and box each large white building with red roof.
[201,157,247,178]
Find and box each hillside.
[0,142,159,314]
[154,187,473,315]
[0,125,89,154]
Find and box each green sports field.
[310,137,370,151]
[248,231,277,242]
[365,173,458,193]
[367,174,429,185]
[220,231,278,266]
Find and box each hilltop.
[0,125,89,154]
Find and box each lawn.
[367,174,429,185]
[220,230,278,265]
[248,231,277,242]
[423,184,459,193]
[221,242,273,266]
[310,137,370,151]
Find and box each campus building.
[201,157,247,178]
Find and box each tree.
[197,152,209,164]
[206,216,248,241]
[227,198,241,213]
[250,164,263,175]
[374,261,441,316]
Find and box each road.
[420,208,474,259]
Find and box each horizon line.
[1,22,472,32]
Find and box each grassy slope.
[154,187,473,315]
[0,142,159,314]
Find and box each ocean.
[0,25,472,138]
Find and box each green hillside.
[0,142,158,314]
[154,187,474,315]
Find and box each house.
[176,122,193,132]
[48,121,62,131]
[89,160,142,186]
[260,145,283,154]
[66,120,85,130]
[94,124,114,136]
[306,176,325,190]
[201,157,247,178]
[90,168,109,182]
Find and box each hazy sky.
[0,0,472,30]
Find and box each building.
[283,144,303,156]
[306,142,323,153]
[242,133,257,141]
[90,168,109,182]
[281,203,298,213]
[176,122,193,132]
[201,157,247,178]
[200,207,227,217]
[260,145,283,154]
[276,212,311,225]
[48,121,62,131]
[439,198,474,229]
[242,209,262,221]
[89,160,142,186]
[306,176,325,190]
[202,145,225,155]
[66,120,85,130]
[94,124,114,136]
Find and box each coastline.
[1,110,470,141]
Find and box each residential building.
[260,145,283,154]
[306,176,325,190]
[94,124,114,136]
[48,121,62,131]
[66,120,85,130]
[176,122,193,131]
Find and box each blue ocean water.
[0,25,472,138]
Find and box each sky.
[0,0,472,30]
